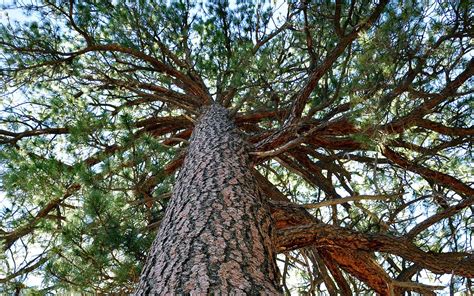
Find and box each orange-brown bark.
[273,220,473,278]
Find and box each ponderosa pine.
[0,1,473,295]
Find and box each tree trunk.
[134,104,282,295]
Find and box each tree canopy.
[0,0,473,294]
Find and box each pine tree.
[0,1,472,295]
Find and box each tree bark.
[134,104,281,295]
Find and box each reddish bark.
[262,174,393,295]
[274,221,473,278]
[134,104,281,295]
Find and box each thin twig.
[302,193,402,209]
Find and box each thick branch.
[275,222,473,278]
[260,172,393,294]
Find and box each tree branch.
[302,193,402,209]
[256,0,388,151]
[406,197,474,239]
[275,222,473,278]
[381,145,474,197]
[415,119,474,136]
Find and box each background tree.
[0,0,473,294]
